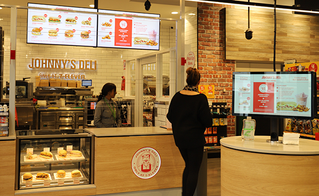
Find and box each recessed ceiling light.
[89,4,94,8]
[189,13,196,16]
[0,7,2,10]
[171,12,178,14]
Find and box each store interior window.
[143,63,156,127]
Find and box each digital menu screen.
[97,10,160,50]
[232,72,316,118]
[27,3,97,47]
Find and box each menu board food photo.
[27,3,97,47]
[232,72,317,118]
[98,9,160,50]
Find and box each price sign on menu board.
[27,3,97,47]
[97,10,160,50]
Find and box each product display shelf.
[19,169,89,190]
[205,114,228,147]
[16,130,93,191]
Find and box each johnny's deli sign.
[28,58,97,70]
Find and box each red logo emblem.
[131,147,161,179]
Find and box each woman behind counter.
[94,83,121,128]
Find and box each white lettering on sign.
[28,58,98,70]
[186,51,195,67]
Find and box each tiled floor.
[207,157,221,196]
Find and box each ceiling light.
[171,12,179,14]
[89,4,94,8]
[0,7,2,10]
[189,13,196,16]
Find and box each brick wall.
[197,3,236,136]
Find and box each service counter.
[86,127,184,195]
[220,136,319,196]
[0,127,184,196]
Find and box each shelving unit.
[205,114,228,147]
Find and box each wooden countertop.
[85,127,173,137]
[221,136,319,155]
[0,136,16,141]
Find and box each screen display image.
[82,79,92,87]
[232,72,317,119]
[27,3,97,47]
[97,9,160,50]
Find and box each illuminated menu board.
[232,72,316,118]
[27,3,97,47]
[97,10,160,50]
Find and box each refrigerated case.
[15,130,93,190]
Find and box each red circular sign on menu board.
[44,14,47,18]
[88,17,92,21]
[56,28,59,32]
[309,63,318,72]
[75,16,78,20]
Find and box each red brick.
[207,38,217,42]
[198,46,205,50]
[203,59,213,63]
[200,14,209,18]
[208,70,217,74]
[218,79,226,82]
[198,30,205,33]
[198,25,204,29]
[204,67,213,71]
[204,10,215,15]
[198,55,206,58]
[204,25,214,30]
[199,21,209,25]
[223,67,232,71]
[217,71,226,74]
[201,78,207,82]
[220,83,229,87]
[207,55,216,59]
[198,63,207,66]
[198,38,207,42]
[208,64,217,67]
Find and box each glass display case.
[15,129,93,190]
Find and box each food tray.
[55,153,85,161]
[21,173,52,184]
[24,154,54,162]
[53,171,83,180]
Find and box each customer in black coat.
[167,67,212,196]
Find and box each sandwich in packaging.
[40,151,53,159]
[23,173,33,181]
[71,170,81,178]
[57,170,66,178]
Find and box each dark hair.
[186,67,200,86]
[97,83,116,102]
